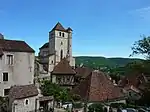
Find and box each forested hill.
[75,56,143,68]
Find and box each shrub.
[73,102,83,108]
[88,103,103,112]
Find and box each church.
[36,22,76,89]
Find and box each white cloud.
[129,6,150,21]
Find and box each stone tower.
[48,22,75,72]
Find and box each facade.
[0,34,35,97]
[38,22,75,73]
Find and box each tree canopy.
[131,35,150,59]
[40,80,81,103]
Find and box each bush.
[73,102,83,108]
[110,103,126,108]
[88,103,103,112]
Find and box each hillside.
[75,56,143,68]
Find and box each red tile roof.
[9,84,38,99]
[52,58,76,74]
[0,39,35,53]
[75,67,93,78]
[72,70,124,102]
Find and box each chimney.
[0,33,4,39]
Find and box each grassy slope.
[75,56,143,68]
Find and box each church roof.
[39,42,49,49]
[72,70,125,102]
[52,58,76,74]
[51,22,66,32]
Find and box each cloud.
[129,6,150,20]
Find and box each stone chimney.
[0,33,4,39]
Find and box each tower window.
[61,42,63,45]
[59,32,61,37]
[62,33,64,37]
[60,50,63,60]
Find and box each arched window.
[60,50,63,60]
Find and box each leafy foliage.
[40,80,81,102]
[88,103,104,112]
[131,35,150,59]
[0,97,9,112]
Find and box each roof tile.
[72,70,124,102]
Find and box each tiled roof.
[52,58,76,74]
[51,22,66,32]
[9,84,38,99]
[118,74,147,88]
[39,42,49,49]
[75,67,93,78]
[0,39,35,53]
[72,70,125,102]
[0,48,3,56]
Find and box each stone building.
[9,84,39,112]
[37,22,75,85]
[0,34,35,97]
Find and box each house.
[122,85,141,102]
[8,84,39,112]
[51,58,76,89]
[72,70,126,108]
[0,34,35,97]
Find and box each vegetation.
[40,80,81,103]
[88,103,104,112]
[130,35,150,59]
[0,97,9,112]
[75,56,142,69]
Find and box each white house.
[0,33,35,97]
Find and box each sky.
[0,0,150,58]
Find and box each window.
[24,99,29,105]
[62,33,64,37]
[7,55,13,65]
[4,88,10,96]
[3,72,8,81]
[60,50,63,60]
[61,41,63,45]
[51,60,53,64]
[59,32,61,37]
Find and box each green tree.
[130,35,150,59]
[40,80,73,102]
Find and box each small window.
[59,32,61,37]
[25,99,29,105]
[62,33,64,37]
[7,55,13,65]
[51,60,53,64]
[61,42,63,45]
[3,72,8,81]
[4,88,10,96]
